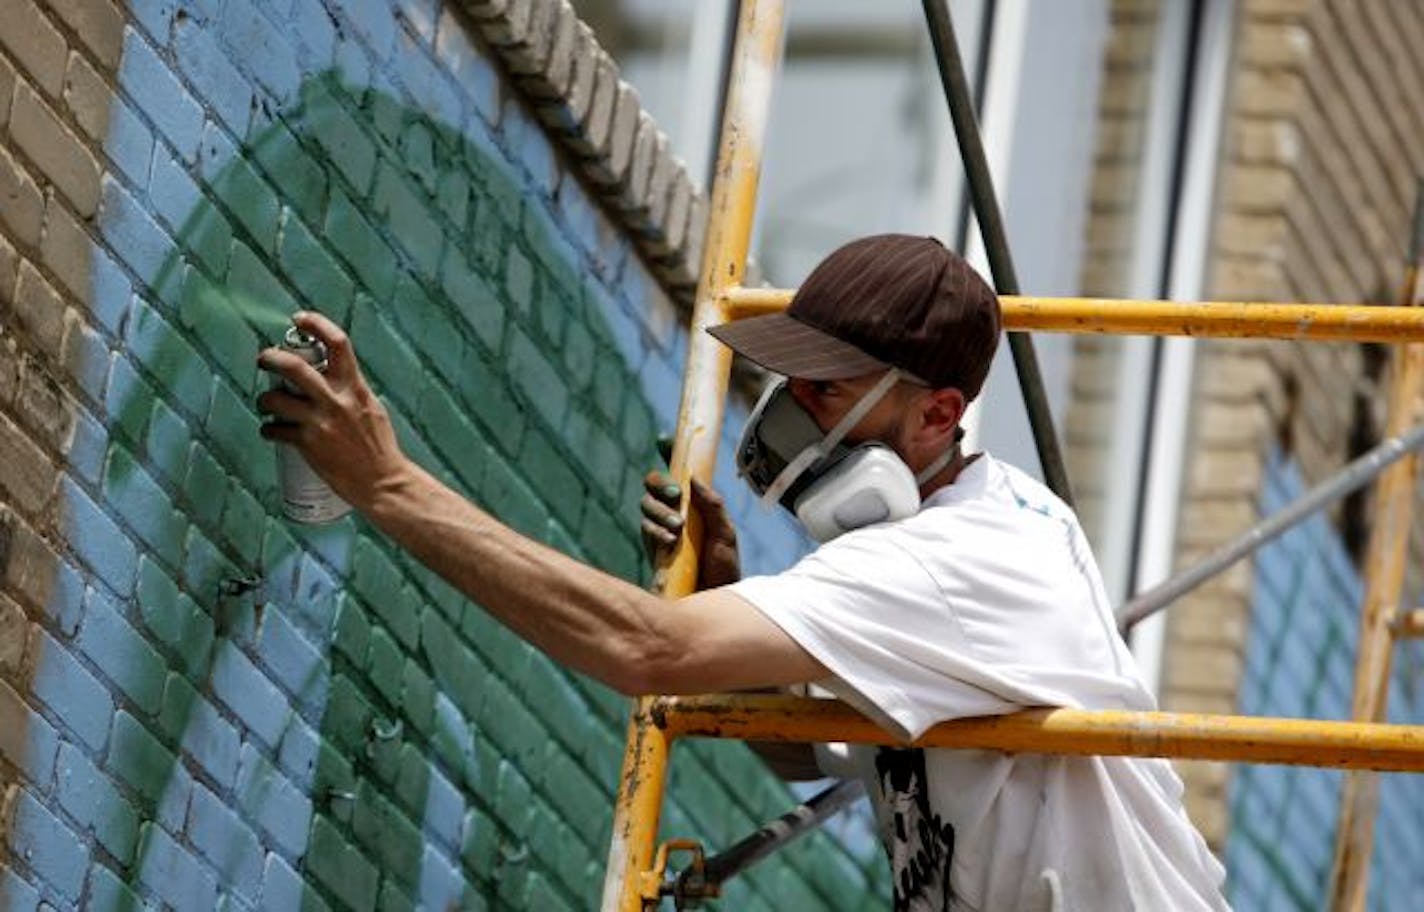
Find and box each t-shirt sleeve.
[728,526,1022,740]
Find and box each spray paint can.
[274,325,352,524]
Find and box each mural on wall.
[0,2,886,909]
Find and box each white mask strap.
[914,441,960,486]
[760,369,905,509]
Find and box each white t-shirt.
[730,454,1229,912]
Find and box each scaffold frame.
[600,3,1424,910]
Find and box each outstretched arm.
[256,312,826,697]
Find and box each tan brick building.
[1071,0,1424,901]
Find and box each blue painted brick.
[77,586,166,714]
[6,788,89,901]
[148,146,203,236]
[0,867,39,912]
[58,481,133,595]
[210,640,289,749]
[56,740,140,865]
[331,0,396,58]
[431,690,475,783]
[103,98,156,192]
[417,842,466,910]
[102,445,188,572]
[235,742,311,859]
[120,27,205,161]
[68,402,110,488]
[395,31,461,129]
[289,0,337,63]
[257,604,328,716]
[457,32,504,127]
[160,673,239,789]
[135,821,219,911]
[419,757,465,852]
[276,714,319,792]
[100,175,174,288]
[0,678,59,786]
[221,0,302,103]
[187,784,264,901]
[260,850,331,912]
[30,628,115,752]
[173,19,253,135]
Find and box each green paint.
[94,68,884,912]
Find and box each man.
[259,234,1228,911]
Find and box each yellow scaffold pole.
[656,694,1424,774]
[723,287,1424,343]
[600,1,785,909]
[1326,186,1424,912]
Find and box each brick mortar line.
[455,0,706,304]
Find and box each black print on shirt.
[875,747,956,912]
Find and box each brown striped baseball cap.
[709,234,1002,399]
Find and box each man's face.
[786,371,914,452]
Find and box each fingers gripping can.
[275,326,352,524]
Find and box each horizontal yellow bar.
[720,287,1424,342]
[654,695,1424,773]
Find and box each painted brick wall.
[1227,452,1424,910]
[0,1,887,909]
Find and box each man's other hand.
[640,470,741,591]
[255,311,411,511]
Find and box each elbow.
[607,622,685,697]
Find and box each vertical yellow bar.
[1327,249,1424,912]
[600,2,787,910]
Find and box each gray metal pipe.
[921,0,1075,506]
[676,779,865,901]
[1118,421,1424,631]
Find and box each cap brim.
[707,312,889,380]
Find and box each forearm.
[364,459,670,693]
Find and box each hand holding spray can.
[274,324,352,524]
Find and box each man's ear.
[918,387,967,447]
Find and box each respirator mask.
[735,369,959,542]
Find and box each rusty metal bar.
[653,694,1424,773]
[602,2,786,910]
[1327,182,1424,912]
[722,287,1424,342]
[1392,609,1424,640]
